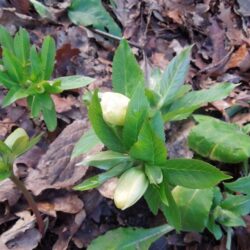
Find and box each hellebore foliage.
[73,39,236,232]
[0,26,94,131]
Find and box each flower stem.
[10,173,45,235]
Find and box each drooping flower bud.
[114,167,148,210]
[100,92,130,126]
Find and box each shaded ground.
[0,0,249,249]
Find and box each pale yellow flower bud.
[114,168,148,210]
[100,92,130,126]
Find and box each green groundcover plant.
[72,39,238,232]
[0,26,94,131]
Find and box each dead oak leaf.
[25,120,103,195]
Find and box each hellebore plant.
[0,26,94,131]
[72,39,237,230]
[0,128,44,234]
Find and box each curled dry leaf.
[0,180,20,206]
[37,193,84,217]
[25,120,103,195]
[0,211,42,250]
[51,95,80,113]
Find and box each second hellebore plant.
[73,39,236,230]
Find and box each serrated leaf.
[68,0,121,36]
[161,159,231,189]
[129,120,167,165]
[78,151,131,170]
[56,75,95,90]
[74,163,130,191]
[71,128,102,159]
[158,46,192,108]
[14,28,30,65]
[224,176,250,195]
[163,83,236,122]
[112,39,144,97]
[0,26,14,52]
[122,86,149,149]
[87,224,173,250]
[88,91,125,152]
[2,88,29,107]
[172,186,213,232]
[188,119,250,163]
[40,36,56,80]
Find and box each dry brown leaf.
[37,193,84,217]
[0,211,41,250]
[98,177,118,199]
[25,120,103,195]
[51,95,79,113]
[0,180,20,206]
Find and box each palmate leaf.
[161,159,231,189]
[188,118,250,163]
[88,91,125,152]
[112,39,145,97]
[88,224,173,250]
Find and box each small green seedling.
[72,39,236,230]
[0,26,94,131]
[0,128,44,234]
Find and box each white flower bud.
[114,168,148,210]
[100,92,130,126]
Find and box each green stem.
[10,173,45,235]
[243,159,249,176]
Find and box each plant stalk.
[10,173,45,235]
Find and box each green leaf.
[14,28,30,65]
[41,105,57,132]
[0,141,11,155]
[0,26,14,52]
[220,195,250,216]
[29,95,41,118]
[112,39,145,97]
[163,83,236,121]
[87,224,173,250]
[224,176,250,195]
[207,215,223,240]
[158,46,192,108]
[74,163,130,191]
[145,165,163,184]
[161,159,231,189]
[188,119,250,163]
[122,86,149,149]
[30,45,42,81]
[71,128,102,159]
[0,160,10,181]
[161,182,181,231]
[57,75,95,90]
[2,88,29,107]
[243,124,250,134]
[2,48,23,83]
[172,186,213,232]
[88,91,125,152]
[29,0,55,20]
[215,207,245,227]
[129,120,167,165]
[144,185,161,215]
[78,151,131,170]
[40,36,56,80]
[68,0,121,36]
[0,71,18,88]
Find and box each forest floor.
[0,0,250,249]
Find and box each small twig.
[90,28,143,50]
[10,173,45,235]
